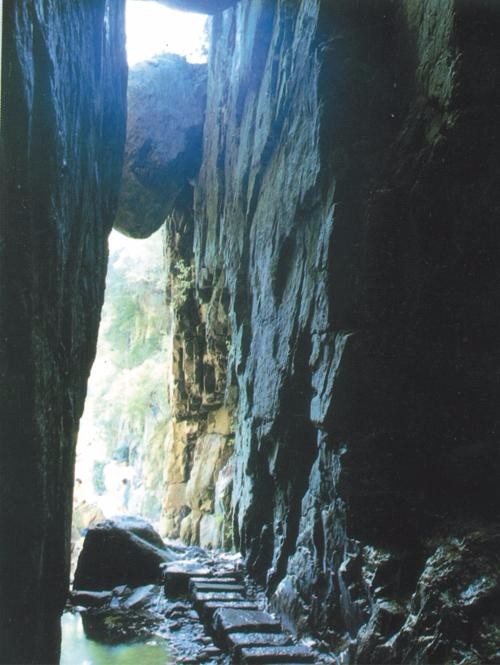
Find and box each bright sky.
[126,0,209,65]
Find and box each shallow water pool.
[60,612,171,665]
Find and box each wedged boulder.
[73,516,174,590]
[114,53,207,238]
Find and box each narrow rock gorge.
[2,1,500,663]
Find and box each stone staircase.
[164,560,319,664]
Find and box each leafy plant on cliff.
[170,258,194,307]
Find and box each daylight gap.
[70,0,208,578]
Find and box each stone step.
[213,608,282,641]
[238,645,316,664]
[199,645,223,659]
[198,600,259,621]
[190,576,240,585]
[227,631,293,650]
[161,553,320,662]
[194,590,246,603]
[163,562,212,596]
[190,580,246,594]
[164,561,243,597]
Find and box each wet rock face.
[191,0,500,660]
[160,209,234,547]
[0,1,127,662]
[357,529,500,664]
[114,54,207,238]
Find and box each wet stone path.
[69,542,336,664]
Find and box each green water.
[60,613,171,665]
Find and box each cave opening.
[125,0,209,66]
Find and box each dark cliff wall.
[0,2,127,663]
[191,0,500,660]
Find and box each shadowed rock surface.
[0,1,127,662]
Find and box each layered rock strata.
[0,2,127,662]
[161,213,234,547]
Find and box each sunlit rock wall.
[160,212,234,547]
[193,0,500,660]
[0,2,127,663]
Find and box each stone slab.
[190,576,239,584]
[239,645,316,663]
[164,562,212,596]
[213,608,281,635]
[194,590,245,603]
[198,600,259,620]
[200,645,223,658]
[227,632,293,649]
[191,581,246,593]
[163,562,212,575]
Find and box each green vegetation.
[102,233,167,369]
[91,230,168,460]
[92,460,106,495]
[171,258,194,307]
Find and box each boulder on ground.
[73,516,173,590]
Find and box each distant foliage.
[85,229,169,460]
[92,460,106,495]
